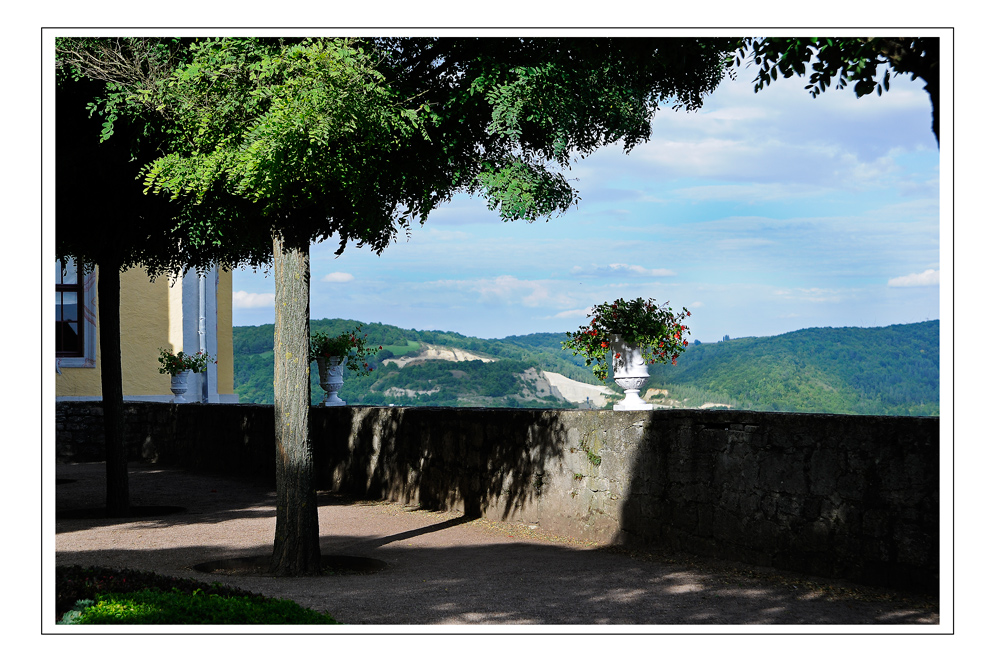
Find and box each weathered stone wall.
[55,402,939,593]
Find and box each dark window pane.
[57,321,81,353]
[55,259,84,357]
[62,292,77,322]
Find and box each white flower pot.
[316,356,346,407]
[610,335,652,411]
[170,370,192,403]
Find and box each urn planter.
[610,335,652,411]
[316,356,347,407]
[170,370,192,404]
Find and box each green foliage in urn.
[309,326,381,375]
[562,297,691,382]
[157,348,217,376]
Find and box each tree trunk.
[97,263,129,517]
[270,233,321,576]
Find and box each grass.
[380,340,422,357]
[56,565,341,625]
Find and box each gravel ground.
[54,462,940,629]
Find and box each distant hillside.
[644,320,939,416]
[233,318,603,408]
[232,319,939,416]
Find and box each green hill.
[645,320,939,416]
[232,319,939,416]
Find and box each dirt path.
[54,462,939,628]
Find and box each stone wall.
[55,402,939,593]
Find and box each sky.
[230,52,941,343]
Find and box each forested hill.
[645,320,939,416]
[232,319,939,416]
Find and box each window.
[56,259,83,356]
[55,258,96,369]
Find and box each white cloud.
[670,182,824,203]
[426,275,581,310]
[689,301,704,308]
[232,291,275,308]
[888,269,939,288]
[321,272,354,283]
[424,227,471,241]
[549,308,593,319]
[714,237,777,251]
[634,137,757,178]
[774,287,846,303]
[570,263,676,278]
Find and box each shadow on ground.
[54,463,939,626]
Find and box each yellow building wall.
[55,356,103,396]
[216,268,235,396]
[55,265,236,399]
[120,269,173,395]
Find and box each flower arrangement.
[157,348,217,376]
[309,326,382,375]
[562,297,691,382]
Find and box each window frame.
[55,259,97,369]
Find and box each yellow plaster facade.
[56,264,237,402]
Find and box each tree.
[55,38,244,516]
[55,41,190,517]
[733,37,940,145]
[96,36,732,575]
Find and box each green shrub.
[56,565,340,625]
[62,588,338,625]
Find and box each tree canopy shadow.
[313,407,568,522]
[54,461,939,626]
[55,534,939,626]
[55,463,278,534]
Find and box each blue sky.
[228,55,941,343]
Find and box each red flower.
[601,342,609,348]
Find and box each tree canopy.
[56,35,734,572]
[733,37,940,144]
[126,37,734,257]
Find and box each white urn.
[170,370,192,403]
[316,356,347,407]
[610,335,652,411]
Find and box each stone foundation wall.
[55,402,939,593]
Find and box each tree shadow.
[313,407,567,521]
[55,463,278,534]
[358,515,481,549]
[54,534,939,626]
[54,462,938,626]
